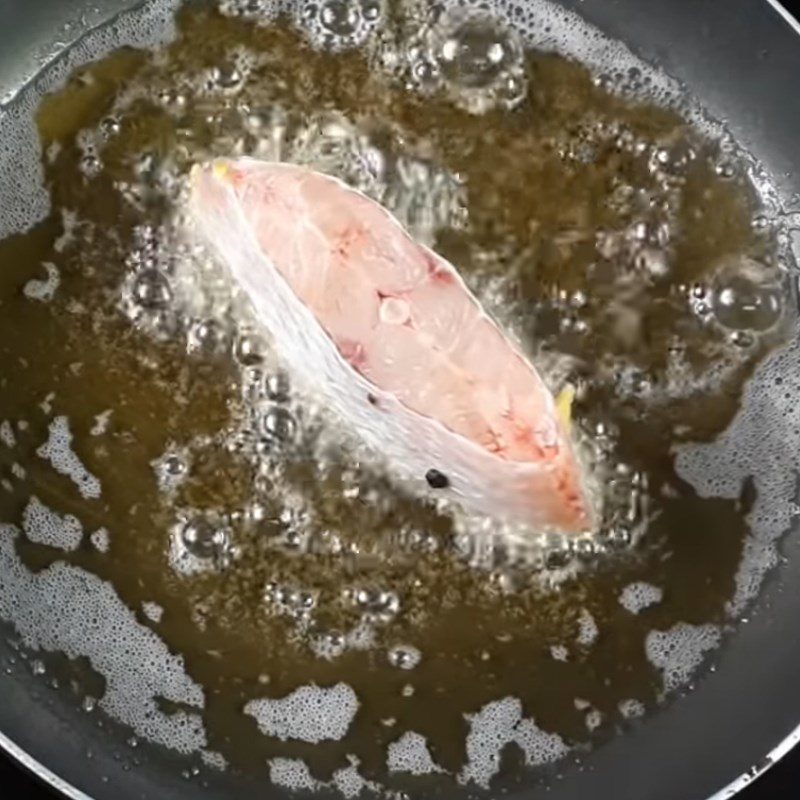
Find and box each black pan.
[0,1,799,798]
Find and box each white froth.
[0,524,206,753]
[268,758,320,791]
[245,682,359,743]
[387,731,444,775]
[645,622,721,693]
[39,392,55,415]
[576,608,599,646]
[585,709,603,732]
[200,750,228,771]
[0,420,16,448]
[89,527,110,553]
[142,601,164,623]
[90,409,113,437]
[332,763,370,799]
[23,261,60,302]
[619,582,663,614]
[618,698,645,719]
[11,462,26,480]
[53,209,80,253]
[337,755,385,798]
[550,644,569,662]
[310,619,378,659]
[460,697,569,788]
[0,0,180,237]
[267,753,383,797]
[22,496,83,551]
[675,335,800,615]
[36,416,101,499]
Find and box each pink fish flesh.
[189,158,590,532]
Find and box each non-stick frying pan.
[0,1,799,798]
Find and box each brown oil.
[0,1,792,793]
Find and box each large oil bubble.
[408,7,527,113]
[711,258,784,333]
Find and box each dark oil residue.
[0,2,791,792]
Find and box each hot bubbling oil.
[0,0,795,794]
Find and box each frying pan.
[0,0,799,798]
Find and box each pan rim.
[766,0,800,38]
[707,723,800,799]
[2,714,800,799]
[0,730,89,800]
[0,0,799,798]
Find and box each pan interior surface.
[0,2,799,800]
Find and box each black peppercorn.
[425,469,449,489]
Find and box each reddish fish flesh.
[189,158,590,532]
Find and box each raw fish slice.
[189,157,591,532]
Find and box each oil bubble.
[278,525,310,553]
[301,0,383,51]
[388,644,422,670]
[187,319,226,355]
[181,517,229,560]
[165,456,187,476]
[219,0,274,22]
[320,1,361,36]
[752,214,771,232]
[438,16,521,90]
[262,406,297,444]
[540,534,574,570]
[495,73,526,107]
[99,116,122,138]
[311,629,347,660]
[265,583,317,618]
[425,9,526,113]
[212,63,245,92]
[132,269,172,309]
[156,88,187,111]
[603,526,632,550]
[265,371,291,402]
[730,330,756,349]
[410,58,441,92]
[80,154,103,178]
[152,449,190,494]
[309,529,344,556]
[715,160,736,180]
[712,271,782,332]
[361,0,381,22]
[571,537,599,562]
[354,586,400,621]
[234,331,268,366]
[634,247,670,279]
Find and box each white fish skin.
[189,158,591,532]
